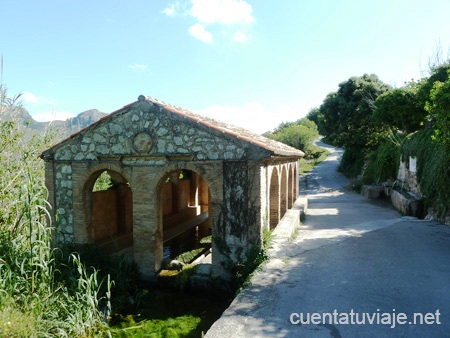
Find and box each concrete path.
[206,143,450,338]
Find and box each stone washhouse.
[41,95,304,280]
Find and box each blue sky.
[1,0,450,133]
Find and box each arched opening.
[85,170,133,254]
[269,168,280,230]
[159,169,211,268]
[280,166,287,219]
[293,163,298,198]
[288,163,294,208]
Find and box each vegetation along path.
[206,142,450,338]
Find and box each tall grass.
[0,92,111,337]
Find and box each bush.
[0,93,111,336]
[338,148,366,178]
[402,129,450,216]
[266,118,320,157]
[361,136,402,184]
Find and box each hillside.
[1,106,107,138]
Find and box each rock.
[361,185,385,199]
[162,259,185,271]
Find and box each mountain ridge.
[1,106,108,138]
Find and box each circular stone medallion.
[132,132,153,153]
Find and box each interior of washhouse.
[91,170,134,254]
[161,169,211,265]
[90,169,211,266]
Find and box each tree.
[306,107,325,135]
[265,117,320,157]
[416,64,450,107]
[271,124,317,155]
[320,74,390,148]
[373,82,428,134]
[318,74,391,176]
[427,74,450,147]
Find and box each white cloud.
[163,6,176,16]
[162,0,188,17]
[198,103,301,134]
[22,92,38,103]
[22,92,55,105]
[33,111,75,122]
[164,0,254,43]
[188,23,213,43]
[21,92,76,122]
[190,0,254,25]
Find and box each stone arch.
[293,162,298,199]
[269,167,280,230]
[154,163,221,271]
[288,163,294,208]
[81,167,133,252]
[280,165,288,219]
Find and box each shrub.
[402,129,450,217]
[361,136,402,184]
[0,93,111,336]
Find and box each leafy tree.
[318,74,390,177]
[306,107,325,135]
[271,124,317,155]
[271,117,318,134]
[427,73,450,147]
[413,63,450,148]
[373,82,428,134]
[416,64,450,108]
[319,74,390,149]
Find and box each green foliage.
[266,117,320,158]
[0,87,111,337]
[319,74,391,150]
[416,63,450,108]
[373,83,428,133]
[110,290,231,338]
[229,229,273,293]
[92,170,114,192]
[361,136,403,184]
[56,244,141,312]
[318,74,391,178]
[174,248,204,264]
[298,146,329,175]
[338,147,366,178]
[427,72,450,148]
[272,124,316,154]
[112,315,202,338]
[402,130,450,216]
[306,107,326,135]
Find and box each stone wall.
[43,98,302,279]
[397,156,420,197]
[48,98,268,163]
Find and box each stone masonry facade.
[41,95,304,279]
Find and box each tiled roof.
[145,96,304,158]
[43,96,305,158]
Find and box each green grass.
[298,145,329,175]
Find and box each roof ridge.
[41,95,305,159]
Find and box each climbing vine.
[402,129,450,217]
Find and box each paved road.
[206,143,450,338]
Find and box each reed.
[0,97,111,337]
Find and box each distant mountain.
[1,107,108,138]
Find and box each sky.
[1,0,450,134]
